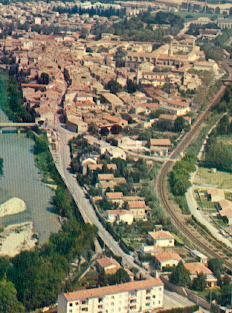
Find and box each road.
[156,67,232,270]
[51,125,150,277]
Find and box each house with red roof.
[148,231,175,248]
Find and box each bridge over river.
[0,122,37,133]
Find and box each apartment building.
[58,278,164,313]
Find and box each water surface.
[0,107,60,244]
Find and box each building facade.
[58,279,164,313]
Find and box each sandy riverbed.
[0,197,26,218]
[0,222,37,257]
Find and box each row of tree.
[53,5,126,18]
[169,154,196,196]
[204,88,232,172]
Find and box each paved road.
[51,125,150,277]
[163,290,202,310]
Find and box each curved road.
[156,68,232,270]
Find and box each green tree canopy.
[0,158,3,176]
[0,280,25,313]
[208,258,223,279]
[106,80,122,94]
[192,273,207,291]
[169,262,191,287]
[174,116,186,132]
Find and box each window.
[81,300,87,305]
[130,291,137,297]
[69,303,73,307]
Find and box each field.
[194,167,232,190]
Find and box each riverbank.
[0,222,37,257]
[0,197,26,218]
[0,69,60,244]
[0,70,34,122]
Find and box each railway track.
[156,69,232,271]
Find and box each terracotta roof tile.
[64,279,163,301]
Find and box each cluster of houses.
[104,192,151,223]
[0,7,225,161]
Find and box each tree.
[115,47,126,67]
[205,141,232,172]
[216,115,231,135]
[34,136,48,154]
[111,124,122,134]
[106,80,122,94]
[53,187,74,217]
[126,79,137,94]
[0,280,25,313]
[39,72,50,85]
[0,258,10,279]
[0,158,3,176]
[192,273,207,291]
[88,123,99,135]
[208,259,223,279]
[169,262,191,287]
[107,268,130,285]
[219,283,232,307]
[100,127,110,137]
[174,116,186,132]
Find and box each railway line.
[156,68,232,271]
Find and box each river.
[0,77,60,244]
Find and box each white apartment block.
[58,278,164,313]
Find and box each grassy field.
[194,167,232,190]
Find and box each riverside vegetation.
[0,73,97,312]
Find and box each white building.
[148,231,175,248]
[58,279,164,313]
[106,209,134,225]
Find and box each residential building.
[105,209,134,225]
[150,139,172,157]
[148,231,175,248]
[154,252,182,270]
[127,201,151,220]
[96,257,121,275]
[184,262,217,288]
[217,199,232,225]
[58,278,164,313]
